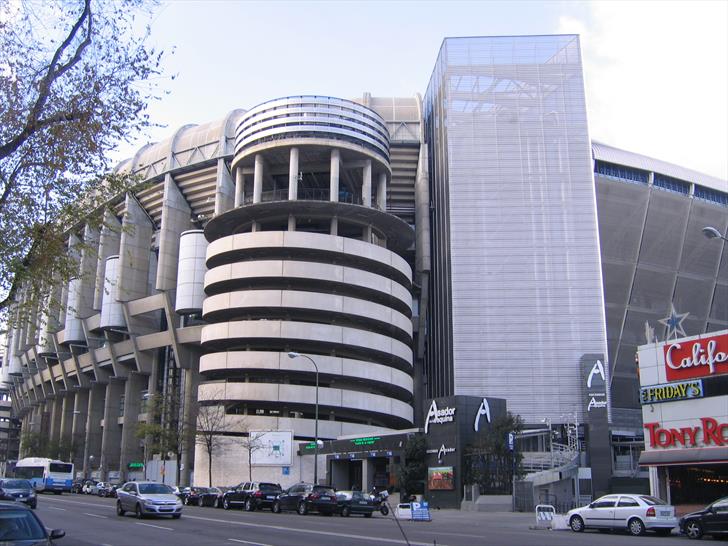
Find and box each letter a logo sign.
[587,360,606,388]
[424,400,438,434]
[474,398,491,432]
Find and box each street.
[32,493,688,546]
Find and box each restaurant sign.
[640,379,703,405]
[665,332,728,381]
[644,417,728,448]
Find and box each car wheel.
[183,497,189,505]
[223,498,231,510]
[272,501,281,514]
[685,520,703,540]
[380,505,389,516]
[135,503,144,519]
[341,506,350,517]
[245,499,254,512]
[569,515,585,533]
[116,501,125,517]
[297,502,308,516]
[30,502,37,510]
[628,517,646,536]
[198,497,204,507]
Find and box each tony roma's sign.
[640,379,703,405]
[644,417,728,449]
[665,333,728,381]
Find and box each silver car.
[116,481,182,519]
[567,494,677,536]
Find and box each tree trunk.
[208,450,212,487]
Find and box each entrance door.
[348,461,362,491]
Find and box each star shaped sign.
[658,304,689,341]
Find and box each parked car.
[90,482,111,496]
[81,480,98,495]
[183,487,219,507]
[336,490,378,517]
[243,483,282,511]
[221,482,253,509]
[567,494,677,536]
[0,501,65,544]
[116,481,182,519]
[70,480,84,494]
[0,479,38,509]
[679,496,728,540]
[272,483,337,516]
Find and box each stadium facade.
[2,35,726,504]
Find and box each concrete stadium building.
[2,35,726,499]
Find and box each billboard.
[250,430,293,466]
[427,466,454,490]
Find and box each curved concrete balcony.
[234,96,390,167]
[204,204,415,256]
[198,381,413,429]
[202,290,412,345]
[204,261,412,317]
[200,320,413,373]
[199,351,413,402]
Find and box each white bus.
[14,458,74,493]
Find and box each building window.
[694,185,728,206]
[653,173,690,194]
[594,160,648,184]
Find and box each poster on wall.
[250,430,293,466]
[427,466,454,490]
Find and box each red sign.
[644,418,728,449]
[664,332,728,381]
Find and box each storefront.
[637,329,728,506]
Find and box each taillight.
[255,491,264,498]
[309,493,319,500]
[646,507,655,517]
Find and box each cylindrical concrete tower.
[200,96,416,455]
[175,230,207,314]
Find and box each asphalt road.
[33,493,688,546]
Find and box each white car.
[567,494,678,536]
[116,481,182,519]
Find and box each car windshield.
[138,484,174,495]
[1,480,31,489]
[0,509,46,541]
[640,496,667,506]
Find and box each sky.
[115,0,727,182]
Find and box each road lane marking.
[228,539,272,546]
[184,514,445,546]
[83,512,108,519]
[136,522,173,531]
[47,507,66,511]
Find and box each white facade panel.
[100,256,125,330]
[175,230,207,314]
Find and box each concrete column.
[118,194,154,302]
[330,149,340,202]
[330,217,338,237]
[363,226,372,243]
[71,389,89,471]
[99,380,124,480]
[215,158,235,215]
[179,361,200,487]
[58,393,74,453]
[48,396,62,446]
[83,383,105,478]
[363,459,375,492]
[376,172,387,210]
[234,168,245,207]
[156,174,191,292]
[362,160,372,207]
[253,154,264,204]
[288,147,299,201]
[119,373,145,482]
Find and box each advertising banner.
[250,430,293,466]
[427,466,454,490]
[664,333,728,381]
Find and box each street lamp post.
[287,352,320,485]
[702,226,728,242]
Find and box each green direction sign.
[350,436,381,447]
[128,462,144,470]
[301,442,317,452]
